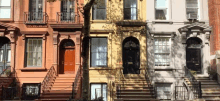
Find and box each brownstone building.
[0,0,84,100]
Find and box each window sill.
[0,18,13,22]
[152,20,173,24]
[154,67,175,71]
[91,20,109,23]
[89,67,112,70]
[20,67,46,71]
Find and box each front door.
[59,39,75,74]
[0,37,11,74]
[186,37,202,73]
[63,48,75,73]
[186,48,201,73]
[123,37,140,74]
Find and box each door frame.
[58,39,76,74]
[186,37,202,73]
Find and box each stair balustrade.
[41,66,57,93]
[184,66,202,99]
[116,67,124,99]
[71,65,82,99]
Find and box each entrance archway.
[122,37,140,74]
[186,37,202,73]
[59,39,75,74]
[0,37,11,74]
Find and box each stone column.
[9,30,15,74]
[75,31,81,73]
[53,31,59,75]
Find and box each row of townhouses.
[0,0,219,101]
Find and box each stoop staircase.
[39,74,75,101]
[0,77,14,100]
[185,75,220,101]
[196,76,220,101]
[115,74,158,101]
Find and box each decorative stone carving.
[43,34,46,40]
[181,32,187,43]
[205,32,210,40]
[171,32,176,40]
[151,34,154,40]
[53,31,59,45]
[192,32,198,37]
[22,34,26,40]
[0,32,4,36]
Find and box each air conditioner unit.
[187,13,198,20]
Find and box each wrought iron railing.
[57,12,80,23]
[175,85,189,100]
[24,12,48,24]
[145,67,157,99]
[0,67,11,77]
[184,66,202,99]
[71,65,82,99]
[1,78,20,100]
[41,66,57,93]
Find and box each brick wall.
[209,0,220,70]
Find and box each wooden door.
[186,48,201,73]
[123,37,140,74]
[63,48,75,74]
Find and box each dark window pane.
[124,0,137,20]
[155,9,167,20]
[92,0,106,20]
[124,8,131,20]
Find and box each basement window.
[90,83,107,101]
[156,83,172,100]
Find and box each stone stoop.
[0,77,14,100]
[114,74,158,101]
[37,74,75,101]
[185,76,220,101]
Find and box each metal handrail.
[71,65,82,99]
[24,12,48,24]
[41,66,56,93]
[185,66,202,98]
[57,12,80,23]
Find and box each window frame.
[185,0,200,20]
[25,38,43,67]
[60,0,75,21]
[90,83,108,101]
[21,31,47,70]
[92,0,106,20]
[123,0,138,20]
[155,0,169,20]
[90,37,108,68]
[0,0,13,21]
[154,37,171,67]
[22,83,41,100]
[155,83,172,100]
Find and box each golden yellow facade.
[85,0,147,100]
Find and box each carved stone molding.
[53,31,59,45]
[181,32,187,44]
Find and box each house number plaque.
[128,62,133,64]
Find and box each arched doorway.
[59,39,75,74]
[0,37,11,74]
[186,37,202,73]
[122,37,140,74]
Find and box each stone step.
[114,98,158,101]
[36,98,70,101]
[117,92,153,95]
[117,95,154,98]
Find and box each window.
[25,84,39,96]
[124,0,137,20]
[91,38,107,67]
[91,84,107,101]
[0,0,11,18]
[92,0,106,20]
[22,83,41,100]
[155,0,168,20]
[156,83,172,100]
[25,38,42,67]
[29,0,43,21]
[186,0,199,19]
[61,0,75,21]
[154,37,171,66]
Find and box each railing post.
[38,83,41,99]
[2,85,3,100]
[199,81,202,98]
[72,83,74,99]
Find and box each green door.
[0,37,11,74]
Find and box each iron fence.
[24,12,48,24]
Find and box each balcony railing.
[57,12,80,23]
[24,12,48,24]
